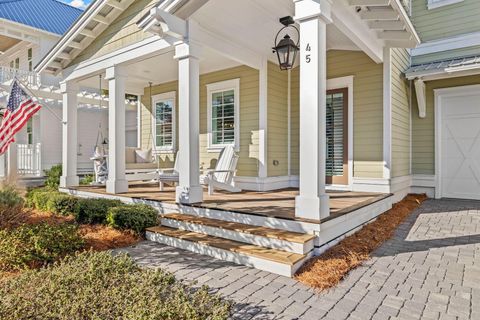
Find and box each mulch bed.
[295,194,427,291]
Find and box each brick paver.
[115,199,480,319]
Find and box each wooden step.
[146,226,310,277]
[163,213,315,243]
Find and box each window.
[15,57,19,69]
[207,79,240,151]
[28,48,33,71]
[152,92,175,152]
[9,60,14,69]
[428,0,464,10]
[27,118,33,145]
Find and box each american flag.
[0,80,42,155]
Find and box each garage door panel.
[440,90,480,200]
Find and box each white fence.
[18,143,41,176]
[0,66,40,87]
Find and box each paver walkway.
[115,199,480,319]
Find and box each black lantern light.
[272,16,299,71]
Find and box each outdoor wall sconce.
[272,16,300,71]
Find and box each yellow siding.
[69,0,158,67]
[291,50,384,178]
[391,48,411,178]
[412,74,480,175]
[267,61,288,177]
[290,67,300,176]
[141,65,260,176]
[412,0,480,42]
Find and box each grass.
[295,194,427,291]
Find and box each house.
[406,0,480,200]
[0,0,138,180]
[34,0,437,277]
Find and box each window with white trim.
[28,48,33,71]
[428,0,464,10]
[152,91,176,152]
[207,79,240,151]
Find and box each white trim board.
[427,0,464,10]
[151,91,177,153]
[411,30,480,57]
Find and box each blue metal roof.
[0,0,83,35]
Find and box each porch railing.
[0,66,40,87]
[18,143,42,176]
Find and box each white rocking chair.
[201,145,242,195]
[158,153,179,191]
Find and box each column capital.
[105,65,128,81]
[293,0,332,24]
[174,42,202,60]
[60,81,79,94]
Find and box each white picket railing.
[17,143,41,176]
[0,66,40,87]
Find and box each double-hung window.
[152,92,176,152]
[207,79,240,151]
[28,48,33,71]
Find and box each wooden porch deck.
[74,182,391,223]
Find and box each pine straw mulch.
[295,193,427,291]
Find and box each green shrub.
[79,174,94,185]
[107,204,158,234]
[0,187,26,230]
[74,198,124,224]
[47,193,78,216]
[0,223,84,272]
[43,164,62,189]
[0,187,24,208]
[0,251,231,319]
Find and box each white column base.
[176,185,203,204]
[60,175,79,188]
[295,193,330,221]
[106,179,128,194]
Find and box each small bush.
[74,198,124,224]
[107,204,158,234]
[43,164,62,189]
[31,191,52,211]
[0,223,84,272]
[79,174,94,185]
[0,187,26,230]
[0,251,232,319]
[46,193,78,216]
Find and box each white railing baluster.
[17,143,42,176]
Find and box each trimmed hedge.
[107,204,158,234]
[0,223,84,271]
[74,198,124,224]
[47,193,78,216]
[0,251,232,319]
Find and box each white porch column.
[294,0,332,220]
[105,66,128,194]
[174,42,203,204]
[60,81,79,188]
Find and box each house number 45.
[305,43,312,63]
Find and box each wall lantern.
[272,16,300,71]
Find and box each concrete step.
[161,213,315,254]
[146,226,311,277]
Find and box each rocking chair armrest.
[204,169,236,175]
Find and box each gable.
[67,0,159,67]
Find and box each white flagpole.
[13,76,65,124]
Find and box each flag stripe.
[0,104,41,148]
[0,102,38,141]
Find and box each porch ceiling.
[0,34,20,52]
[77,46,241,94]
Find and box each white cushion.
[135,149,152,163]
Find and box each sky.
[61,0,91,10]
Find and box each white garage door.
[439,90,480,200]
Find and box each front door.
[326,88,349,185]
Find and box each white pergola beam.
[369,20,405,30]
[93,14,111,25]
[378,30,412,40]
[349,0,390,5]
[360,8,399,20]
